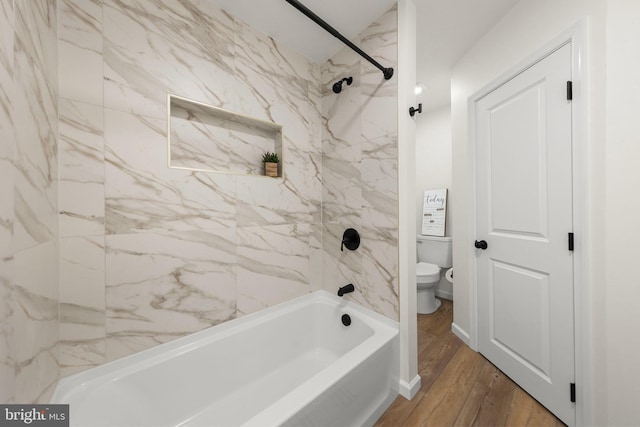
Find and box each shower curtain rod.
[284,0,394,80]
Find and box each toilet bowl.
[416,235,452,314]
[416,262,441,314]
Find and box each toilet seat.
[416,262,440,283]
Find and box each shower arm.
[284,0,394,80]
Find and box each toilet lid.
[416,262,439,276]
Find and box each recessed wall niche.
[168,95,283,177]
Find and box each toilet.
[416,235,452,314]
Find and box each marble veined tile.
[59,235,106,373]
[59,99,104,237]
[10,284,58,404]
[169,102,277,175]
[362,134,399,229]
[321,222,363,296]
[320,41,360,88]
[360,6,398,142]
[0,4,15,258]
[268,101,316,155]
[0,154,15,260]
[104,108,236,234]
[59,338,105,378]
[307,77,323,155]
[60,180,105,238]
[357,227,399,320]
[360,79,397,141]
[233,21,313,126]
[321,223,398,320]
[14,0,58,86]
[10,0,59,404]
[13,175,57,253]
[360,5,398,66]
[57,0,102,59]
[237,224,310,316]
[60,236,105,311]
[309,223,323,293]
[362,133,398,161]
[14,241,58,300]
[0,257,12,346]
[321,156,362,225]
[235,18,318,85]
[58,0,103,104]
[235,174,311,228]
[322,63,362,160]
[13,0,58,252]
[105,229,236,360]
[317,6,399,321]
[0,0,14,138]
[0,255,15,403]
[103,0,237,119]
[281,147,321,212]
[11,243,59,398]
[0,0,14,47]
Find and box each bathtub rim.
[51,290,399,406]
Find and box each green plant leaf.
[261,151,279,163]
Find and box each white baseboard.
[398,374,421,400]
[451,322,470,346]
[435,289,453,301]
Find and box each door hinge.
[570,383,576,403]
[567,81,573,100]
[568,233,574,251]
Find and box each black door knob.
[474,240,488,250]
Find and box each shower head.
[332,77,353,94]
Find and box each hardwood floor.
[375,300,565,427]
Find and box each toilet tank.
[416,235,452,268]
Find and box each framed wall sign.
[421,189,447,237]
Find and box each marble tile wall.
[0,0,16,405]
[168,103,279,175]
[321,6,399,320]
[1,0,60,403]
[57,0,105,377]
[57,0,324,373]
[0,0,400,401]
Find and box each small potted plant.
[261,151,280,177]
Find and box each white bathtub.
[51,291,400,426]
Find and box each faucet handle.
[341,228,360,252]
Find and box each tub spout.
[338,283,355,297]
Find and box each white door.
[475,43,575,426]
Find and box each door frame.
[467,20,591,426]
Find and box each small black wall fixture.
[341,228,360,252]
[333,76,353,94]
[285,0,394,80]
[409,103,422,117]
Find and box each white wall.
[450,0,607,423]
[398,0,419,398]
[415,105,453,299]
[605,1,640,423]
[415,105,452,236]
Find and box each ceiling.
[415,0,520,111]
[209,0,521,110]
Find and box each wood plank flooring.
[375,300,565,427]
